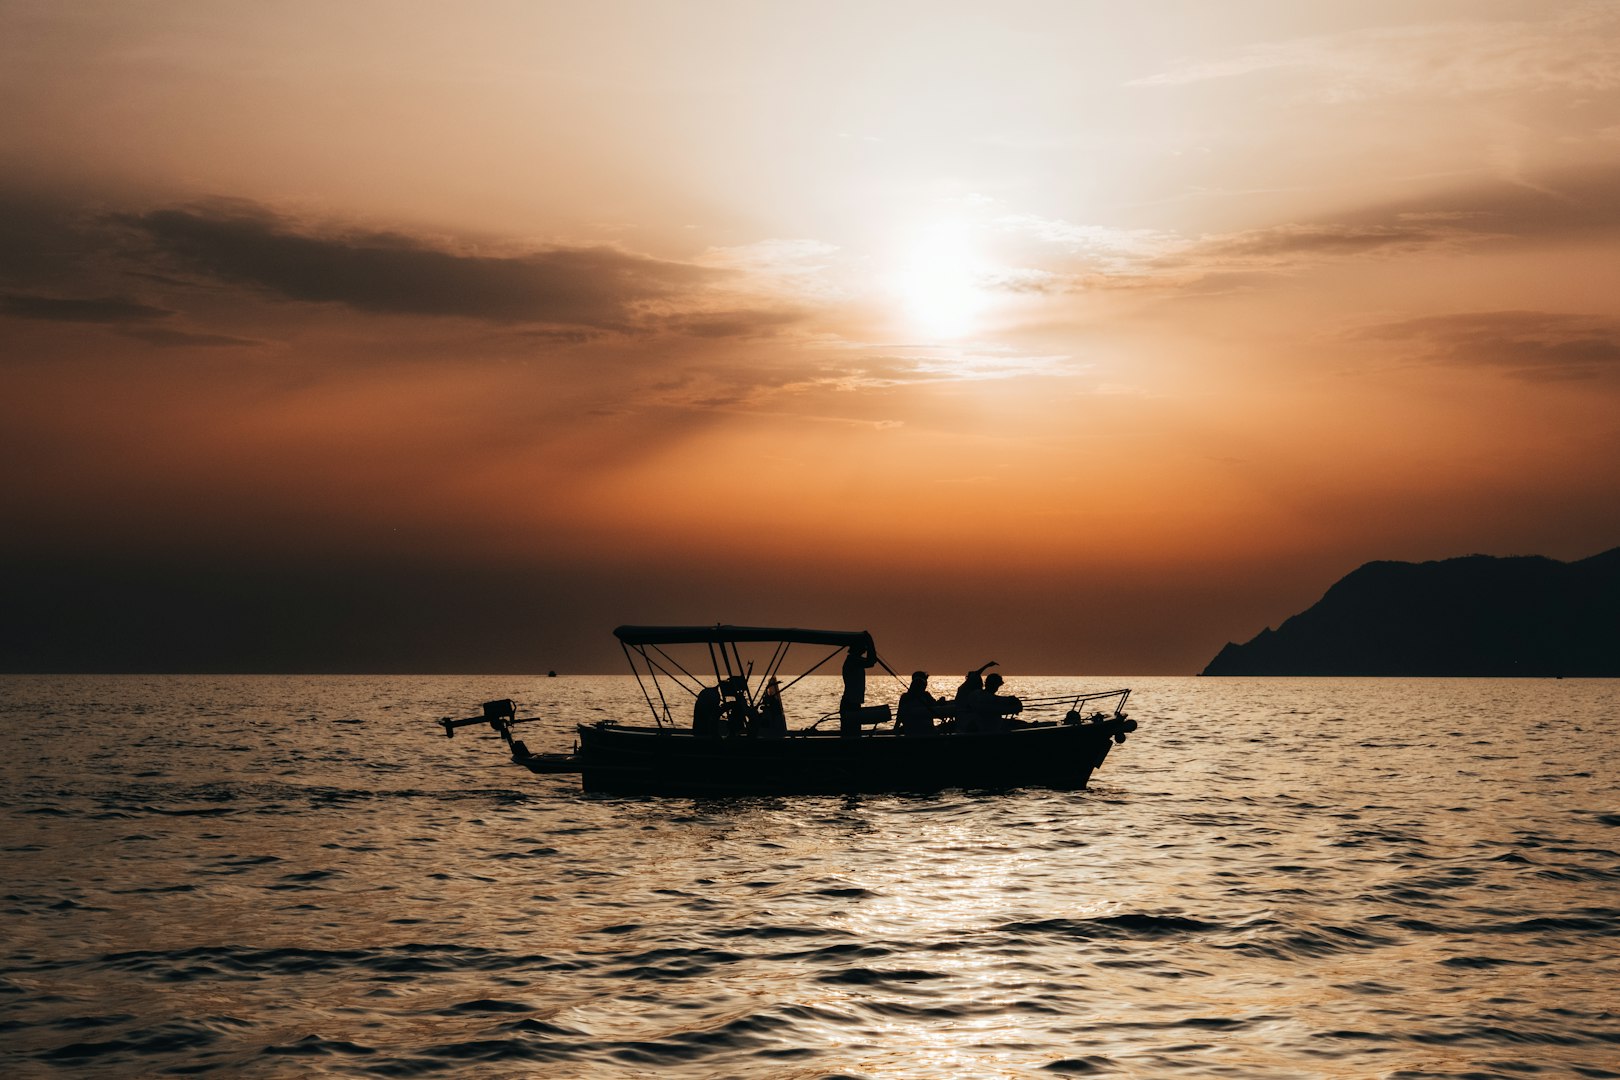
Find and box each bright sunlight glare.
[894,222,990,340]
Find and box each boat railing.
[934,688,1129,721]
[1034,687,1132,718]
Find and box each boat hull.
[557,721,1125,796]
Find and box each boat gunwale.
[582,719,1083,739]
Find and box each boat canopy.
[613,624,872,649]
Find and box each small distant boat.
[440,624,1136,797]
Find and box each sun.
[894,221,989,340]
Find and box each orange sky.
[3,1,1618,673]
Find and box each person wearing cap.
[974,672,1025,733]
[757,676,787,738]
[897,671,938,736]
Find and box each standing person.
[897,671,938,736]
[839,634,877,738]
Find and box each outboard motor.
[484,699,516,731]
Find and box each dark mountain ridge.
[1202,547,1620,676]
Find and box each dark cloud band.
[124,205,719,330]
[1,292,172,324]
[1360,310,1620,382]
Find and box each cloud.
[977,219,1465,294]
[0,186,108,283]
[953,160,1620,303]
[980,267,1067,294]
[1352,164,1620,244]
[700,238,840,275]
[0,284,258,348]
[1359,310,1620,382]
[810,344,1078,388]
[654,308,804,339]
[121,326,262,348]
[993,214,1180,267]
[1186,220,1484,267]
[1163,163,1620,280]
[695,238,848,310]
[1,291,172,323]
[516,327,603,346]
[122,202,722,330]
[2,187,807,347]
[1130,6,1620,100]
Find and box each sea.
[1,674,1617,1079]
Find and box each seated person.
[897,671,938,735]
[966,673,1024,733]
[721,675,752,736]
[952,661,996,726]
[756,677,787,738]
[692,684,722,737]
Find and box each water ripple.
[2,674,1618,1078]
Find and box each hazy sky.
[3,1,1618,673]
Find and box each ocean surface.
[1,674,1617,1079]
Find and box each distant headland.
[1202,547,1620,677]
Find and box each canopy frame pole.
[726,641,756,706]
[773,644,843,695]
[872,649,908,691]
[643,644,704,696]
[627,644,706,725]
[763,641,789,687]
[623,640,672,727]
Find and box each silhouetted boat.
[440,624,1136,796]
